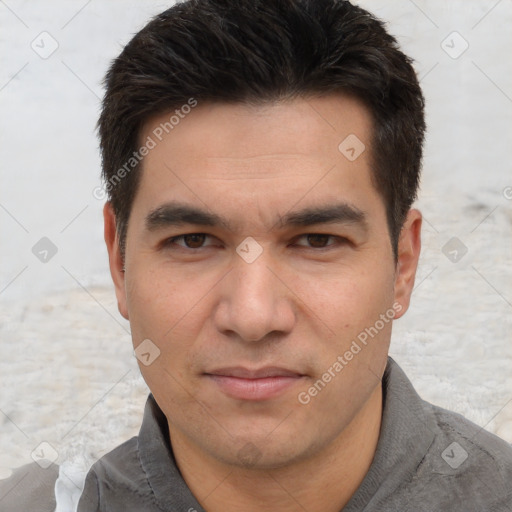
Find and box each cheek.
[124,266,209,360]
[126,271,209,405]
[293,263,395,339]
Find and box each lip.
[204,366,306,401]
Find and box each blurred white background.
[0,0,511,493]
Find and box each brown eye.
[306,234,331,248]
[163,233,213,250]
[293,234,348,250]
[182,234,206,248]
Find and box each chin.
[202,428,319,471]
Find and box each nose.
[213,252,296,343]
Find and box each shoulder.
[0,461,59,512]
[416,400,512,509]
[77,436,159,512]
[378,358,512,510]
[83,435,141,482]
[430,400,512,466]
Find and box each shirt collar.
[342,356,437,510]
[138,394,206,511]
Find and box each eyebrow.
[145,203,231,231]
[279,203,366,229]
[144,201,367,232]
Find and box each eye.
[163,233,216,249]
[294,234,347,249]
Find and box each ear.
[393,208,422,319]
[103,202,129,320]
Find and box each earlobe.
[103,202,129,320]
[393,209,422,319]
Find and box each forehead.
[141,94,372,164]
[132,95,382,229]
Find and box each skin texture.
[104,95,422,512]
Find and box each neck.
[169,384,382,512]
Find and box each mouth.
[204,366,306,401]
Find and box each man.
[2,0,511,510]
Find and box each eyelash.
[162,233,349,250]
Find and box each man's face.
[105,95,419,469]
